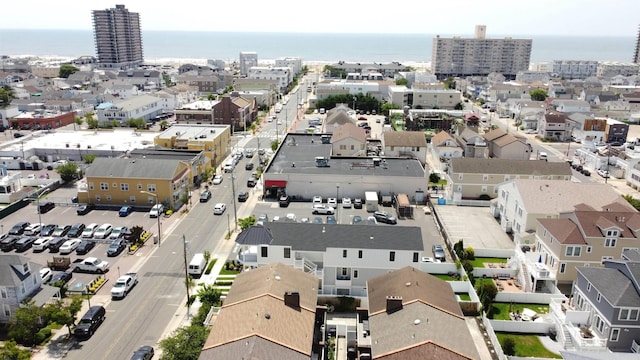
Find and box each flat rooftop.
[0,129,157,153]
[157,124,229,141]
[267,133,424,177]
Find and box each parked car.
[94,224,113,239]
[24,223,43,236]
[68,223,86,238]
[245,150,254,158]
[59,239,82,255]
[353,198,363,209]
[326,215,337,224]
[149,204,164,218]
[76,240,96,255]
[373,211,397,224]
[82,223,99,238]
[76,204,94,215]
[33,236,54,252]
[212,175,223,185]
[47,237,67,253]
[352,216,363,224]
[74,306,106,339]
[49,271,72,285]
[14,237,37,252]
[342,197,352,208]
[0,237,20,252]
[130,345,155,360]
[119,206,133,217]
[245,162,254,171]
[257,214,269,225]
[327,198,337,207]
[312,204,334,215]
[247,177,257,187]
[40,224,57,236]
[199,189,212,202]
[237,191,249,202]
[110,226,129,240]
[8,222,30,236]
[52,225,72,237]
[597,169,610,178]
[313,196,322,205]
[107,239,126,257]
[581,168,591,176]
[432,244,446,262]
[313,217,323,224]
[279,195,290,207]
[213,203,227,215]
[38,201,55,214]
[40,268,53,283]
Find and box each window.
[458,174,463,180]
[343,250,347,258]
[284,248,291,259]
[96,195,101,201]
[594,315,605,333]
[89,182,94,190]
[518,207,523,217]
[481,185,487,193]
[358,250,362,259]
[560,263,566,273]
[339,145,346,150]
[566,246,581,257]
[100,182,109,191]
[586,246,592,253]
[112,182,117,188]
[601,256,613,263]
[606,230,619,237]
[483,174,489,181]
[389,251,396,262]
[619,308,639,321]
[147,184,156,192]
[106,195,111,201]
[597,293,601,302]
[413,252,419,262]
[353,270,358,278]
[3,305,9,317]
[121,183,129,191]
[587,282,591,291]
[610,328,620,342]
[605,238,616,247]
[129,196,136,203]
[0,287,7,299]
[261,246,268,258]
[137,184,142,189]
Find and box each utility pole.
[183,235,191,318]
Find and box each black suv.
[8,222,30,236]
[38,201,55,214]
[199,189,212,203]
[14,237,36,252]
[0,237,20,252]
[74,306,106,339]
[68,223,86,238]
[237,192,249,202]
[48,237,67,253]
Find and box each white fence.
[495,292,562,304]
[473,268,517,279]
[482,312,507,360]
[474,249,515,258]
[489,319,554,334]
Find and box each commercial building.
[239,51,258,77]
[92,4,144,70]
[432,25,532,79]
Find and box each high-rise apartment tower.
[92,4,144,70]
[634,24,640,64]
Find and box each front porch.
[549,297,608,352]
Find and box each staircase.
[563,328,575,350]
[302,257,317,274]
[520,261,532,292]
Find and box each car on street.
[94,224,113,239]
[312,204,335,215]
[373,211,397,224]
[119,205,133,217]
[237,191,249,202]
[8,222,30,236]
[279,195,290,207]
[107,239,126,257]
[67,223,86,238]
[199,189,212,202]
[353,198,363,209]
[597,169,610,178]
[342,197,352,208]
[351,216,363,224]
[245,150,254,158]
[213,203,227,215]
[59,239,82,255]
[245,162,254,170]
[130,345,155,360]
[33,236,54,252]
[40,224,57,236]
[40,268,53,283]
[52,225,72,237]
[76,204,94,215]
[76,240,96,255]
[432,244,446,262]
[581,168,591,176]
[110,226,129,240]
[82,223,99,238]
[212,175,223,185]
[49,271,72,285]
[74,306,106,339]
[327,198,337,207]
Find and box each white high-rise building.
[239,52,258,76]
[431,25,532,80]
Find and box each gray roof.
[266,134,425,178]
[622,249,640,261]
[451,158,572,176]
[85,157,180,179]
[577,267,640,307]
[111,95,161,112]
[235,225,273,246]
[0,255,37,286]
[263,223,424,252]
[129,149,201,161]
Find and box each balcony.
[550,298,608,351]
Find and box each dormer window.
[22,263,29,274]
[606,230,619,237]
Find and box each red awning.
[265,180,287,188]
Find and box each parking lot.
[432,205,513,250]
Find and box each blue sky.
[2,0,639,36]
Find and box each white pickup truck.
[71,257,110,273]
[110,273,138,299]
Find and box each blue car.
[119,206,133,217]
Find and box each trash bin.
[153,235,158,244]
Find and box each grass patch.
[490,303,550,320]
[471,257,508,268]
[433,274,457,281]
[219,267,241,275]
[455,293,472,301]
[204,258,217,275]
[214,280,234,286]
[473,277,495,289]
[496,333,562,359]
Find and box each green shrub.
[204,258,217,274]
[502,336,516,355]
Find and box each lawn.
[490,302,550,320]
[496,333,562,359]
[455,293,471,301]
[433,274,457,281]
[471,257,508,268]
[219,267,241,275]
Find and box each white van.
[538,152,548,161]
[188,253,207,277]
[223,161,235,173]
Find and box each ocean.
[0,29,636,64]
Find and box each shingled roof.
[450,158,572,176]
[383,131,427,148]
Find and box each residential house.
[331,123,367,157]
[448,158,572,199]
[199,263,322,360]
[174,74,222,95]
[495,179,635,241]
[548,82,576,99]
[248,66,292,93]
[485,83,531,103]
[323,108,356,134]
[327,61,409,78]
[567,113,607,144]
[153,124,230,169]
[597,62,640,78]
[483,129,532,160]
[103,84,140,99]
[387,86,461,109]
[81,157,192,210]
[621,91,640,112]
[234,223,425,297]
[559,250,640,352]
[382,131,428,164]
[552,60,599,80]
[605,118,629,144]
[455,127,488,158]
[539,111,571,140]
[157,84,198,109]
[212,94,255,130]
[366,266,481,359]
[115,70,163,91]
[430,130,463,160]
[95,94,163,124]
[534,203,640,287]
[551,99,592,113]
[275,57,303,75]
[30,66,60,79]
[0,255,58,324]
[509,100,546,129]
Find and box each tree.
[381,102,400,116]
[443,77,456,90]
[159,120,169,130]
[477,281,498,315]
[395,78,408,86]
[454,102,464,110]
[159,325,209,360]
[271,140,280,151]
[196,284,221,308]
[44,298,83,336]
[126,117,147,129]
[0,85,16,107]
[74,117,84,129]
[502,337,516,355]
[530,89,548,101]
[8,299,47,346]
[59,64,79,78]
[623,195,640,211]
[0,340,31,360]
[429,173,441,184]
[207,94,216,100]
[238,215,256,231]
[83,154,97,164]
[55,162,79,182]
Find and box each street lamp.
[36,189,51,227]
[230,169,239,232]
[605,145,611,184]
[336,185,340,224]
[182,234,191,318]
[140,190,161,246]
